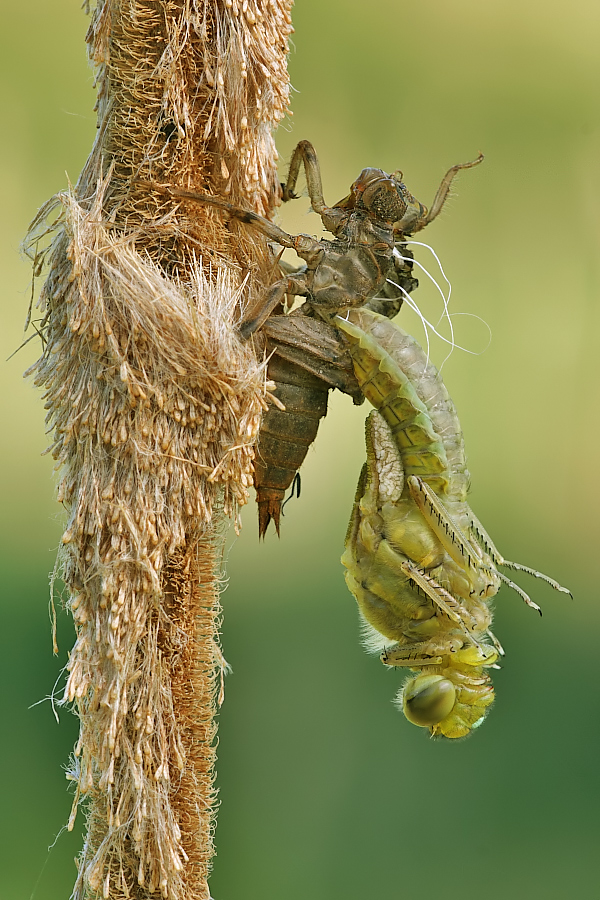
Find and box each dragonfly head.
[399,659,496,739]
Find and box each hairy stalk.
[23,1,293,897]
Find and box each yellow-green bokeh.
[1,1,598,897]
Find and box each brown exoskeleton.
[253,312,364,536]
[145,140,482,337]
[141,142,483,534]
[253,249,420,536]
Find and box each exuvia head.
[335,153,484,236]
[338,167,428,232]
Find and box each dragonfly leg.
[381,641,444,667]
[414,154,484,230]
[282,140,328,214]
[467,510,504,564]
[407,475,483,573]
[137,180,300,248]
[468,511,572,602]
[399,560,480,645]
[486,628,505,657]
[497,571,542,615]
[501,560,572,597]
[239,273,310,339]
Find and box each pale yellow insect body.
[338,309,570,739]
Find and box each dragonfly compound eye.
[401,674,456,727]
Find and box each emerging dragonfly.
[139,141,482,535]
[338,308,570,739]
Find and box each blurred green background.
[1,1,598,897]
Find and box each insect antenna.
[497,571,542,615]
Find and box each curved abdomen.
[338,308,469,503]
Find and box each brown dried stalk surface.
[23,1,294,898]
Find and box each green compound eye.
[402,675,456,727]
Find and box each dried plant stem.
[24,1,294,898]
[157,538,224,894]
